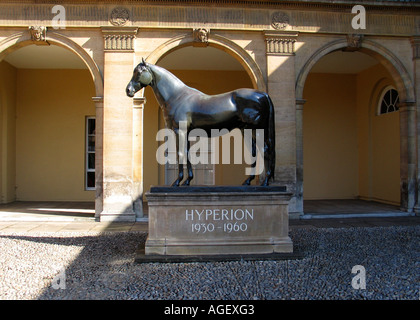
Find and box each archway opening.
[0,43,96,217]
[142,45,255,194]
[303,50,401,214]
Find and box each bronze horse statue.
[126,59,276,186]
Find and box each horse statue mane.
[126,58,276,187]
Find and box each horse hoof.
[181,180,191,186]
[260,179,269,186]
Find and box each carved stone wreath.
[110,7,130,26]
[271,12,289,30]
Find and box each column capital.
[398,100,417,112]
[296,99,306,111]
[101,27,138,52]
[410,36,420,60]
[264,30,298,56]
[92,96,104,103]
[133,97,146,108]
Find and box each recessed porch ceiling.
[3,43,379,74]
[4,44,87,69]
[309,50,379,74]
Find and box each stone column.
[92,96,104,220]
[133,96,146,220]
[264,31,299,216]
[100,27,138,222]
[400,100,417,213]
[295,98,306,217]
[411,37,420,215]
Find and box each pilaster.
[264,30,299,215]
[295,99,306,217]
[399,100,417,213]
[133,96,146,220]
[411,37,420,215]
[100,27,139,222]
[92,96,104,220]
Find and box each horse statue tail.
[265,93,276,183]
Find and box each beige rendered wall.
[303,64,400,204]
[0,61,17,203]
[15,69,96,201]
[303,73,359,200]
[357,64,400,205]
[143,69,254,194]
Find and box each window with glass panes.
[86,117,95,190]
[378,87,399,115]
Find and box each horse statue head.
[126,58,153,97]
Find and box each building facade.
[0,0,419,221]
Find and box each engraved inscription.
[186,208,254,234]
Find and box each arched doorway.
[303,50,400,204]
[142,44,256,194]
[296,40,416,215]
[0,40,99,216]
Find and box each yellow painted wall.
[303,73,359,199]
[143,69,254,194]
[0,61,17,203]
[15,69,96,201]
[303,64,400,205]
[357,64,400,205]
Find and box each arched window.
[378,86,399,115]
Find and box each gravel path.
[0,226,418,300]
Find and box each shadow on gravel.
[1,225,419,300]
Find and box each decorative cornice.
[264,31,298,55]
[101,27,138,51]
[0,3,417,36]
[4,1,418,10]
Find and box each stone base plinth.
[145,186,293,256]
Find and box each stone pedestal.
[144,186,293,256]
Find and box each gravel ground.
[0,225,418,300]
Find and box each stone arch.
[0,30,104,215]
[145,32,266,92]
[296,38,415,103]
[295,37,417,212]
[0,30,103,97]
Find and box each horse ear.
[142,57,148,66]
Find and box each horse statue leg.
[171,130,185,187]
[242,128,256,186]
[261,94,276,186]
[181,140,194,186]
